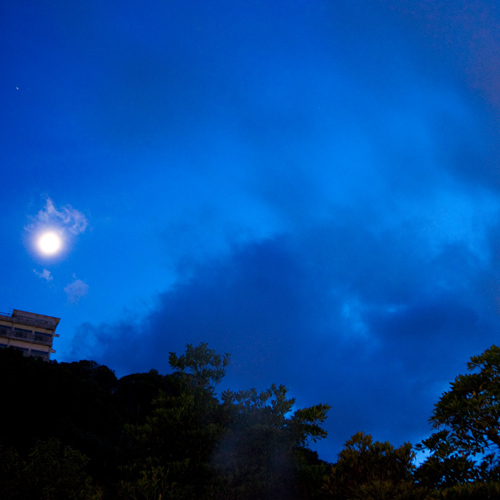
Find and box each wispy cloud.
[27,197,88,235]
[64,277,89,303]
[33,269,53,281]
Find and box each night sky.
[3,0,500,462]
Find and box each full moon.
[38,232,62,255]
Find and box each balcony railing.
[0,315,57,330]
[0,326,53,346]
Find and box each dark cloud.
[72,209,500,461]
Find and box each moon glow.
[38,232,62,255]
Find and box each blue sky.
[3,0,500,461]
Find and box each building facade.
[0,309,60,360]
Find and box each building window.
[30,349,49,360]
[33,332,52,344]
[14,327,32,340]
[13,346,29,354]
[14,327,31,333]
[0,326,12,338]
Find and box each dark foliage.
[4,343,500,499]
[0,345,330,499]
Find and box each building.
[0,309,60,360]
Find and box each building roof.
[0,309,60,331]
